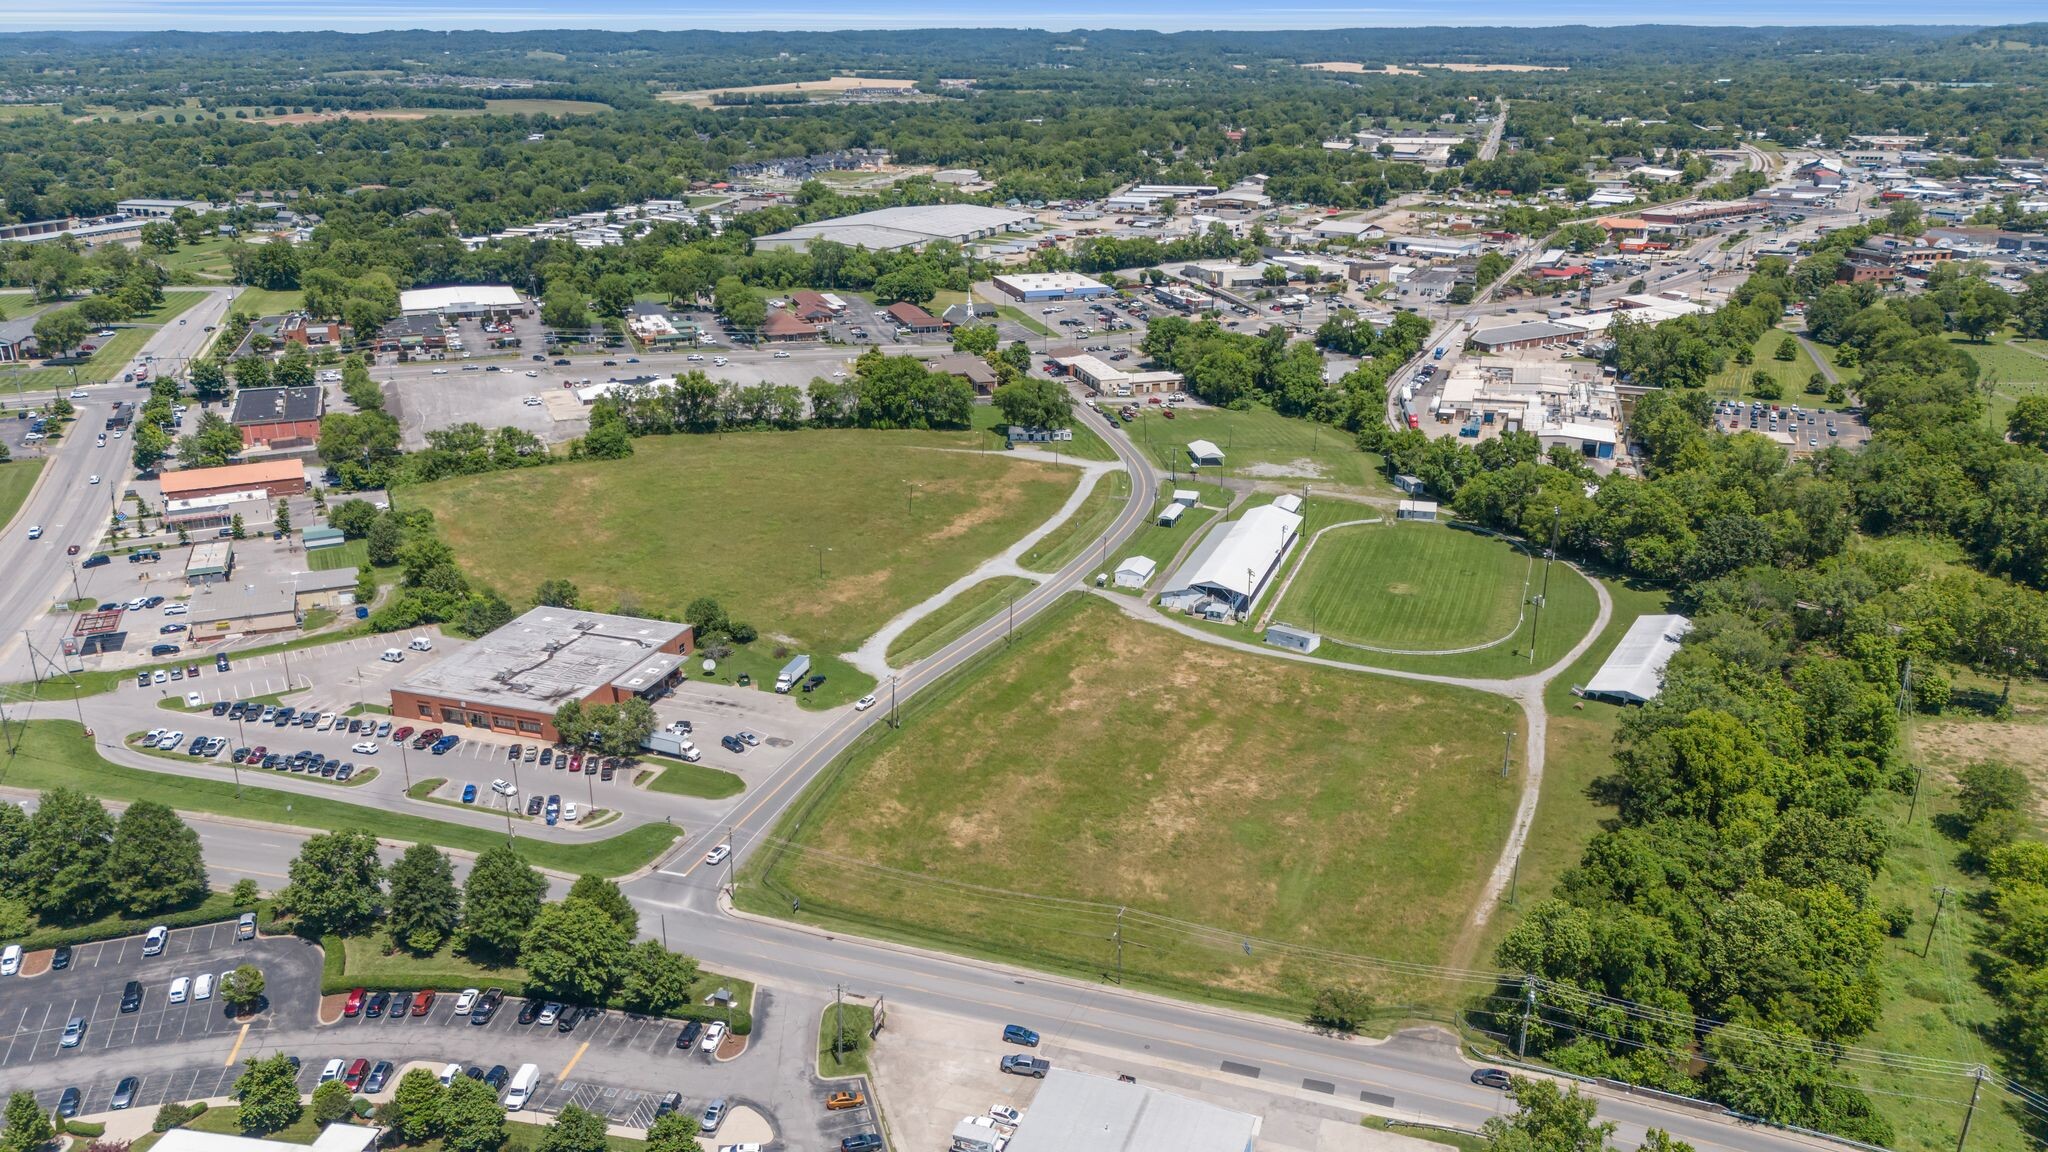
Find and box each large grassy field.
[0,458,45,532]
[157,237,241,283]
[1120,402,1395,495]
[410,430,1079,656]
[1706,325,1834,404]
[1019,469,1129,573]
[1277,522,1531,651]
[746,595,1525,1015]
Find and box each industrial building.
[398,285,526,316]
[1051,354,1182,397]
[117,198,214,218]
[1386,235,1485,259]
[1468,321,1580,353]
[1001,1069,1258,1152]
[390,608,695,742]
[157,459,307,503]
[1582,614,1693,704]
[184,542,235,585]
[230,386,325,448]
[1158,501,1304,618]
[991,272,1113,301]
[753,204,1035,252]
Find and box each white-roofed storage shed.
[1114,556,1158,588]
[1582,613,1693,704]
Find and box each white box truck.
[774,654,811,694]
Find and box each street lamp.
[810,544,831,579]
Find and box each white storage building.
[399,285,525,316]
[1114,556,1157,588]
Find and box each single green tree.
[534,579,580,608]
[536,1105,609,1152]
[106,800,208,915]
[459,844,547,961]
[566,875,638,937]
[275,829,384,937]
[232,1054,305,1135]
[389,1068,448,1143]
[2,1089,55,1152]
[17,788,115,921]
[311,1079,354,1125]
[386,843,461,954]
[620,939,699,1015]
[643,1113,704,1152]
[439,1076,507,1152]
[222,964,266,1014]
[521,899,630,1006]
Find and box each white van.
[408,636,434,652]
[320,1058,345,1083]
[0,944,20,976]
[381,649,405,664]
[169,976,190,1003]
[438,1063,462,1087]
[503,1063,540,1110]
[193,972,214,1001]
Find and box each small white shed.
[1265,623,1321,653]
[1171,489,1201,507]
[1157,503,1186,527]
[1187,439,1225,466]
[1397,500,1439,522]
[1114,556,1158,588]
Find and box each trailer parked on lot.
[775,654,811,694]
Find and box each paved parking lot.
[0,924,321,1077]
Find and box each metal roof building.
[753,204,1035,252]
[1003,1069,1257,1152]
[398,285,525,315]
[1582,613,1693,704]
[1159,502,1304,616]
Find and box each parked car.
[112,1077,139,1109]
[365,1061,394,1093]
[826,1090,866,1111]
[121,980,143,1012]
[237,912,257,940]
[841,1135,884,1152]
[701,1020,727,1051]
[675,1019,703,1049]
[700,1099,727,1134]
[143,925,169,956]
[1002,1024,1040,1046]
[518,998,545,1025]
[471,988,503,1023]
[460,783,477,803]
[56,1088,80,1118]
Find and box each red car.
[568,752,583,773]
[392,726,415,742]
[343,988,367,1017]
[66,544,80,556]
[343,1058,370,1090]
[411,988,436,1016]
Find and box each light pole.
[810,544,831,579]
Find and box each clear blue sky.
[0,0,2040,32]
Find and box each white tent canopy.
[1583,614,1692,703]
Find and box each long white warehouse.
[1158,502,1304,618]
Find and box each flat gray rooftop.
[1004,1068,1258,1152]
[396,607,689,713]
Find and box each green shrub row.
[21,898,258,951]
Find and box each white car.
[700,1020,727,1051]
[142,925,169,955]
[193,972,214,1001]
[854,694,877,711]
[773,351,791,358]
[316,713,336,731]
[989,1105,1022,1126]
[112,430,122,439]
[524,370,539,377]
[25,526,41,540]
[453,989,479,1015]
[169,976,190,1003]
[183,691,202,708]
[522,396,541,406]
[737,730,760,747]
[0,945,20,976]
[703,843,731,867]
[351,741,380,755]
[69,390,88,399]
[537,1002,561,1026]
[96,434,106,446]
[438,1063,462,1086]
[490,778,516,796]
[431,368,449,375]
[161,731,185,750]
[89,473,100,484]
[562,802,578,822]
[686,354,704,362]
[152,670,167,685]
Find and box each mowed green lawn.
[754,595,1525,1012]
[1279,522,1530,651]
[412,431,1078,655]
[0,458,46,533]
[1120,402,1394,494]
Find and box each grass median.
[817,1001,876,1078]
[885,576,1037,666]
[0,458,45,532]
[0,722,678,876]
[1018,470,1129,574]
[638,756,746,799]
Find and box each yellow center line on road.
[558,1040,590,1080]
[223,1022,249,1066]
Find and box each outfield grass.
[307,539,368,571]
[0,458,46,533]
[413,431,1077,657]
[1123,402,1394,494]
[746,595,1525,1015]
[1277,522,1530,651]
[1018,470,1129,574]
[0,722,678,875]
[885,576,1037,666]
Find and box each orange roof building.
[158,459,307,502]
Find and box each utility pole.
[1500,730,1513,779]
[833,982,846,1064]
[1956,1065,1985,1152]
[1529,506,1560,664]
[888,675,898,730]
[1110,906,1125,985]
[1924,885,1951,959]
[1516,976,1536,1059]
